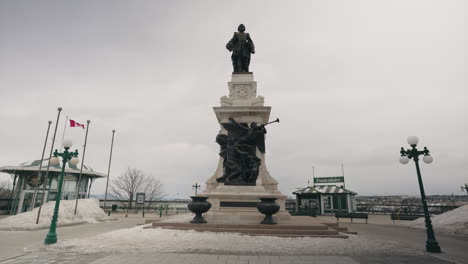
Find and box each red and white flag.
[69,119,85,129]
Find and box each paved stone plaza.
[0,214,467,264]
[0,252,457,264]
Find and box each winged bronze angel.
[216,117,279,185]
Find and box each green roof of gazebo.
[293,185,357,195]
[0,158,106,178]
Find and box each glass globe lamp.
[400,156,410,164]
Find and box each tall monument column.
[201,72,290,224]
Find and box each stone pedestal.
[201,73,290,224]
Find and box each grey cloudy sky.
[0,0,467,198]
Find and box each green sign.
[314,176,344,184]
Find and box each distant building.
[0,158,106,214]
[293,185,357,215]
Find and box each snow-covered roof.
[293,185,357,195]
[0,158,106,178]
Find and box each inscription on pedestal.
[220,201,259,207]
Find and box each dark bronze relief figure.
[216,117,279,185]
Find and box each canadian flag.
[70,119,85,129]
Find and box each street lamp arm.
[400,147,407,156]
[422,147,430,155]
[401,145,431,160]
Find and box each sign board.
[136,193,145,204]
[314,176,344,184]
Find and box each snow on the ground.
[0,198,114,231]
[40,219,421,256]
[401,204,468,236]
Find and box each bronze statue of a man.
[226,24,255,73]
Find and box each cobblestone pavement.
[0,253,457,264]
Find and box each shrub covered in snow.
[0,198,113,231]
[402,204,468,236]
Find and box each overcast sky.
[0,0,467,198]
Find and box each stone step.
[329,227,348,232]
[152,226,340,235]
[248,233,349,238]
[321,222,339,227]
[144,223,349,238]
[150,222,329,230]
[321,223,356,234]
[148,226,348,238]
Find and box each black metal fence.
[288,207,318,217]
[98,199,190,215]
[355,204,459,215]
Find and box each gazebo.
[0,158,106,214]
[293,185,357,215]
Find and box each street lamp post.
[192,183,201,195]
[44,139,79,245]
[399,136,441,253]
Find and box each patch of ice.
[401,204,468,236]
[0,198,114,231]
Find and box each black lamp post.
[399,136,441,253]
[192,183,201,195]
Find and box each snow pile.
[41,225,421,256]
[0,198,113,231]
[402,204,468,236]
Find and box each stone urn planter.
[257,197,280,224]
[187,196,212,224]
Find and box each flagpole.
[312,165,315,187]
[60,116,68,151]
[342,164,345,189]
[103,129,115,215]
[74,120,90,215]
[36,107,62,224]
[87,177,93,198]
[30,121,52,211]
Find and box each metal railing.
[355,204,458,215]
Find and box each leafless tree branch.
[109,167,166,209]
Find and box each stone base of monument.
[198,73,292,225]
[201,187,290,225]
[144,216,351,238]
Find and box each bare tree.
[0,179,13,198]
[110,167,165,209]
